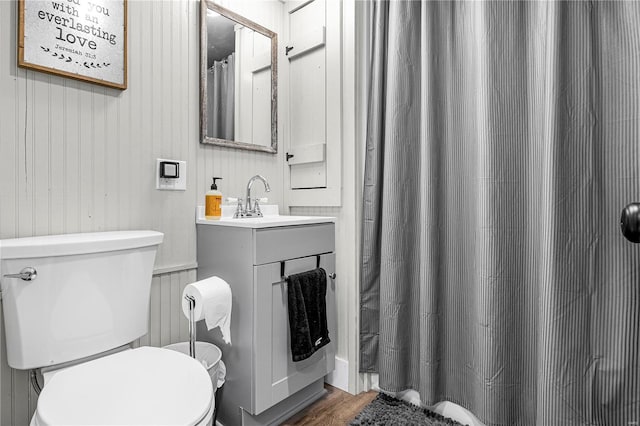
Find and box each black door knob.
[620,202,640,243]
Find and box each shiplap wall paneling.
[0,0,199,270]
[0,2,17,239]
[134,269,197,349]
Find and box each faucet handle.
[253,198,263,216]
[233,197,244,218]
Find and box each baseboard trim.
[325,356,348,392]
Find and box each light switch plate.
[156,158,186,191]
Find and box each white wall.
[0,0,284,423]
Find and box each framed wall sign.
[18,0,127,90]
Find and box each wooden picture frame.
[200,0,278,153]
[18,0,127,90]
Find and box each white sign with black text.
[19,0,126,89]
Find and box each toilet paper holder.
[185,294,196,358]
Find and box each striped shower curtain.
[359,1,640,425]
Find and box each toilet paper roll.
[182,276,232,344]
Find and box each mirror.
[200,0,277,153]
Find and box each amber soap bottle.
[205,177,223,220]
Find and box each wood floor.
[281,385,378,426]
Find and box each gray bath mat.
[350,393,467,426]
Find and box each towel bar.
[279,259,336,281]
[281,272,336,280]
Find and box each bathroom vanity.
[196,209,336,426]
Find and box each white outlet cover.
[156,159,187,191]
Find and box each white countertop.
[195,206,335,229]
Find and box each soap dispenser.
[205,177,223,220]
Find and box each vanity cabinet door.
[252,253,336,415]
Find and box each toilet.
[0,231,215,426]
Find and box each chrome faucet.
[235,175,271,218]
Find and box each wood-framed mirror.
[200,0,277,153]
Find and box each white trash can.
[164,341,226,425]
[164,341,225,389]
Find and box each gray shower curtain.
[360,1,640,425]
[207,53,235,140]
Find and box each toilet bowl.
[0,231,214,425]
[31,347,214,426]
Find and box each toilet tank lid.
[0,231,164,259]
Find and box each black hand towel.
[286,267,330,362]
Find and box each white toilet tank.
[0,231,163,370]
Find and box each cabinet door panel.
[253,253,336,414]
[288,0,327,189]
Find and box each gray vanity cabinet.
[196,222,336,426]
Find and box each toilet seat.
[32,346,214,426]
